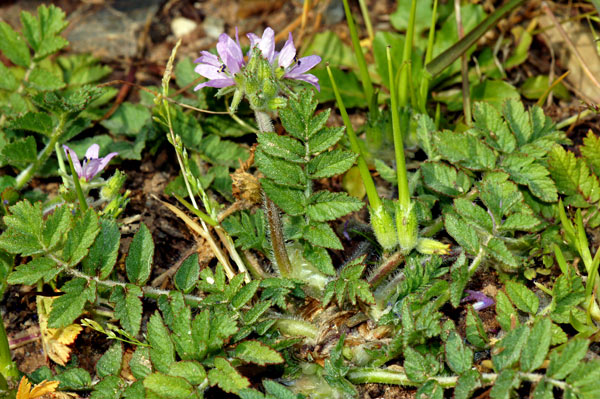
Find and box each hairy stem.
[275,319,318,341]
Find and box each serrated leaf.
[302,245,335,276]
[174,253,199,293]
[208,357,250,394]
[520,317,551,372]
[7,257,57,285]
[478,172,522,220]
[20,5,69,59]
[231,280,260,310]
[303,222,342,250]
[261,180,305,216]
[28,66,65,90]
[83,219,120,278]
[422,161,472,197]
[465,306,489,349]
[110,285,142,336]
[547,338,589,380]
[0,62,18,90]
[101,102,151,136]
[0,21,31,67]
[453,198,493,233]
[454,369,482,399]
[2,136,37,169]
[502,155,557,202]
[404,347,431,383]
[473,102,516,153]
[143,372,193,399]
[90,375,124,399]
[307,149,357,179]
[581,130,600,176]
[566,359,600,388]
[257,132,304,162]
[450,252,468,307]
[489,369,519,399]
[167,361,206,385]
[486,237,519,268]
[0,200,43,255]
[129,347,152,380]
[96,343,123,378]
[9,112,54,135]
[208,311,239,352]
[434,130,496,170]
[279,91,319,140]
[256,150,306,188]
[307,191,363,222]
[63,209,100,267]
[55,368,92,390]
[445,331,473,374]
[495,290,518,331]
[41,205,70,251]
[500,211,540,231]
[38,295,83,366]
[444,212,480,254]
[505,281,539,314]
[233,341,283,365]
[48,278,95,328]
[243,301,271,325]
[308,126,345,154]
[548,144,600,207]
[264,380,300,399]
[126,223,154,285]
[503,99,532,146]
[531,379,553,399]
[147,312,175,373]
[492,324,529,371]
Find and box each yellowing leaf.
[37,296,83,366]
[16,376,59,399]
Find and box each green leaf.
[303,222,343,250]
[548,144,600,207]
[502,155,557,202]
[129,347,152,380]
[1,136,37,169]
[454,369,482,399]
[470,80,520,112]
[495,290,518,331]
[0,21,31,67]
[63,208,100,267]
[492,324,529,371]
[503,99,532,146]
[505,281,539,314]
[453,198,493,233]
[566,359,600,389]
[41,205,70,252]
[303,245,335,276]
[110,285,143,336]
[308,126,345,154]
[313,67,366,108]
[20,5,69,59]
[91,375,124,399]
[486,237,519,268]
[445,330,473,374]
[174,254,199,293]
[0,200,43,255]
[231,280,260,310]
[404,347,433,383]
[444,212,480,254]
[233,340,283,365]
[126,223,154,285]
[465,307,489,349]
[415,380,443,399]
[390,0,432,32]
[307,149,357,179]
[96,343,123,378]
[56,368,92,390]
[434,130,497,170]
[83,219,120,278]
[261,180,305,216]
[264,380,301,399]
[101,102,151,136]
[208,357,250,394]
[167,361,206,385]
[9,112,54,135]
[520,318,551,372]
[489,369,519,399]
[257,132,304,163]
[147,312,175,373]
[307,191,363,222]
[500,211,540,231]
[7,257,57,285]
[143,373,193,399]
[473,101,516,153]
[547,338,589,380]
[255,150,306,188]
[28,66,65,90]
[531,379,553,399]
[48,278,96,328]
[0,62,18,90]
[581,130,600,176]
[450,252,468,308]
[422,162,472,197]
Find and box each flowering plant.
[63,144,118,183]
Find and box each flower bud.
[369,205,397,250]
[416,238,450,255]
[395,201,418,253]
[101,170,126,201]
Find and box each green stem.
[455,0,472,125]
[342,0,374,106]
[418,0,439,113]
[398,0,417,108]
[327,66,382,211]
[426,0,527,77]
[0,317,18,382]
[66,151,89,213]
[15,114,67,190]
[358,0,374,42]
[275,319,318,341]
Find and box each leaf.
[566,359,600,389]
[41,204,71,251]
[20,5,69,59]
[63,208,100,267]
[168,361,206,385]
[83,219,120,278]
[470,80,520,112]
[233,341,283,365]
[486,237,519,268]
[404,347,431,383]
[1,136,38,169]
[495,290,518,331]
[126,223,154,285]
[434,130,497,170]
[307,191,364,222]
[492,324,529,371]
[208,357,250,394]
[91,375,124,399]
[96,343,123,378]
[520,317,551,372]
[445,330,473,374]
[503,99,532,146]
[231,280,260,310]
[37,296,83,366]
[547,338,589,380]
[454,369,482,399]
[16,376,59,399]
[489,369,519,399]
[0,200,43,256]
[48,278,95,328]
[303,245,335,276]
[174,253,199,293]
[502,155,557,202]
[505,281,539,314]
[28,67,65,90]
[9,112,54,135]
[473,101,516,153]
[129,347,152,380]
[143,373,193,399]
[303,221,343,250]
[0,21,31,67]
[0,61,18,90]
[261,180,305,216]
[264,380,301,399]
[257,132,304,162]
[308,126,345,154]
[444,212,480,254]
[465,307,489,349]
[8,257,57,285]
[307,149,357,179]
[147,312,175,373]
[422,161,472,197]
[256,150,306,188]
[101,102,151,136]
[548,144,600,207]
[453,198,493,233]
[581,130,600,176]
[110,285,143,336]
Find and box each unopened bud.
[101,170,126,200]
[416,238,450,255]
[396,202,418,253]
[370,205,397,250]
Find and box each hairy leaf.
[208,357,250,394]
[233,341,283,365]
[126,223,154,285]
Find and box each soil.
[1,0,599,398]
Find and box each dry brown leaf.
[37,297,83,366]
[16,376,59,399]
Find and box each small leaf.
[96,343,123,378]
[167,361,206,385]
[1,136,38,169]
[257,132,304,162]
[255,150,306,188]
[261,180,305,216]
[63,208,100,267]
[174,253,199,293]
[129,347,152,380]
[90,375,124,399]
[492,324,529,371]
[110,285,143,336]
[83,219,120,278]
[48,278,95,328]
[303,245,335,276]
[473,101,516,154]
[450,252,468,307]
[308,126,345,154]
[547,338,589,380]
[231,280,260,310]
[307,191,363,222]
[503,99,532,146]
[520,317,551,372]
[486,237,519,268]
[55,368,92,390]
[9,112,54,135]
[101,102,151,136]
[502,155,557,202]
[0,21,31,67]
[581,130,600,176]
[16,376,59,399]
[126,223,154,285]
[233,341,284,365]
[454,369,482,399]
[0,62,18,91]
[143,373,193,399]
[303,222,343,250]
[422,161,472,197]
[465,307,489,349]
[404,347,430,383]
[495,290,518,331]
[444,212,479,254]
[489,369,519,399]
[28,67,65,91]
[20,5,69,58]
[208,357,250,394]
[505,281,539,314]
[147,312,175,373]
[307,149,357,179]
[445,330,473,374]
[8,257,57,285]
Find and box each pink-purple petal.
[288,55,321,75]
[194,63,225,80]
[278,32,296,68]
[63,145,83,178]
[194,78,236,90]
[258,27,275,63]
[195,51,220,66]
[85,152,118,181]
[84,143,100,160]
[287,73,320,91]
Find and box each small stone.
[171,17,197,38]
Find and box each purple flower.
[63,144,118,182]
[462,290,495,311]
[194,28,245,91]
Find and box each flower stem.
[455,0,472,125]
[418,0,439,113]
[66,151,89,213]
[275,319,318,341]
[0,317,18,382]
[398,0,417,108]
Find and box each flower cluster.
[63,144,118,182]
[193,27,321,111]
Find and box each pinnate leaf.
[307,149,357,179]
[307,191,363,222]
[63,208,100,267]
[547,338,589,379]
[83,219,120,278]
[520,317,551,372]
[208,357,250,394]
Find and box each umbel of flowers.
[194,27,321,114]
